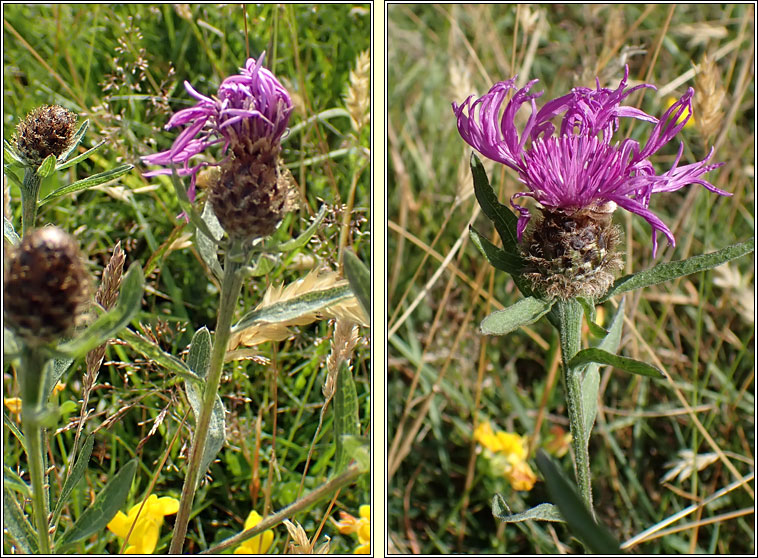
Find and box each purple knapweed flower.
[142,53,293,203]
[453,66,730,256]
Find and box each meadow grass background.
[3,4,370,554]
[387,4,754,554]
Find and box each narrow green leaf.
[4,163,24,189]
[4,466,31,499]
[599,239,754,303]
[57,119,90,164]
[232,284,353,333]
[57,263,144,359]
[51,434,94,528]
[4,138,25,165]
[341,435,370,473]
[4,484,39,554]
[44,357,74,400]
[4,217,20,246]
[469,225,523,275]
[119,328,201,383]
[4,414,25,452]
[36,154,57,178]
[39,164,133,205]
[334,361,360,473]
[56,139,106,171]
[492,494,564,523]
[343,249,370,318]
[248,254,276,278]
[196,201,224,280]
[535,450,622,554]
[470,153,520,254]
[570,348,663,379]
[480,296,554,336]
[271,204,327,252]
[55,459,137,549]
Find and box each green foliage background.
[4,4,370,554]
[387,4,754,555]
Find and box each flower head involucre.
[453,66,729,257]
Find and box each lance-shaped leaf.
[39,164,133,205]
[232,284,353,333]
[196,201,224,280]
[56,139,106,171]
[57,119,90,165]
[4,217,20,246]
[119,328,201,384]
[4,484,38,554]
[480,296,554,336]
[469,225,522,275]
[267,204,327,253]
[492,494,564,523]
[184,327,226,484]
[51,434,94,529]
[57,263,144,359]
[569,348,663,379]
[343,249,370,318]
[55,459,138,549]
[37,154,57,178]
[4,138,25,165]
[44,356,74,400]
[334,361,360,474]
[535,450,621,554]
[470,153,520,255]
[599,239,754,303]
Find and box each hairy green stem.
[169,243,246,553]
[20,347,51,554]
[21,168,41,236]
[555,298,595,518]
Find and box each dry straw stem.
[693,53,726,142]
[345,49,370,133]
[226,269,368,359]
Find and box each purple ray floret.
[452,66,730,256]
[142,53,293,202]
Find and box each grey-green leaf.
[51,434,94,528]
[37,154,57,178]
[57,263,144,358]
[480,296,554,336]
[343,249,370,318]
[232,284,353,333]
[271,204,327,253]
[599,239,754,303]
[55,459,137,549]
[196,201,224,280]
[4,484,39,554]
[570,347,663,379]
[57,139,107,171]
[39,164,133,205]
[334,361,360,474]
[535,450,621,554]
[57,119,90,164]
[4,217,20,246]
[470,153,520,254]
[492,494,564,523]
[44,356,75,400]
[469,225,523,275]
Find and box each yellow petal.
[354,541,371,554]
[155,496,180,516]
[506,460,538,491]
[358,505,370,520]
[259,529,274,553]
[107,511,131,538]
[244,510,263,530]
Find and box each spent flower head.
[13,105,78,167]
[107,494,179,554]
[453,66,729,257]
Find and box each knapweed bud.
[4,227,90,345]
[521,203,623,299]
[14,105,78,167]
[208,138,294,240]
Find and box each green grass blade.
[599,239,754,302]
[39,163,133,205]
[51,434,94,529]
[54,459,137,549]
[334,361,360,474]
[535,450,622,554]
[480,296,554,336]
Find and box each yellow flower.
[335,505,370,554]
[107,494,179,554]
[234,510,274,554]
[665,96,695,128]
[4,397,22,415]
[474,421,536,491]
